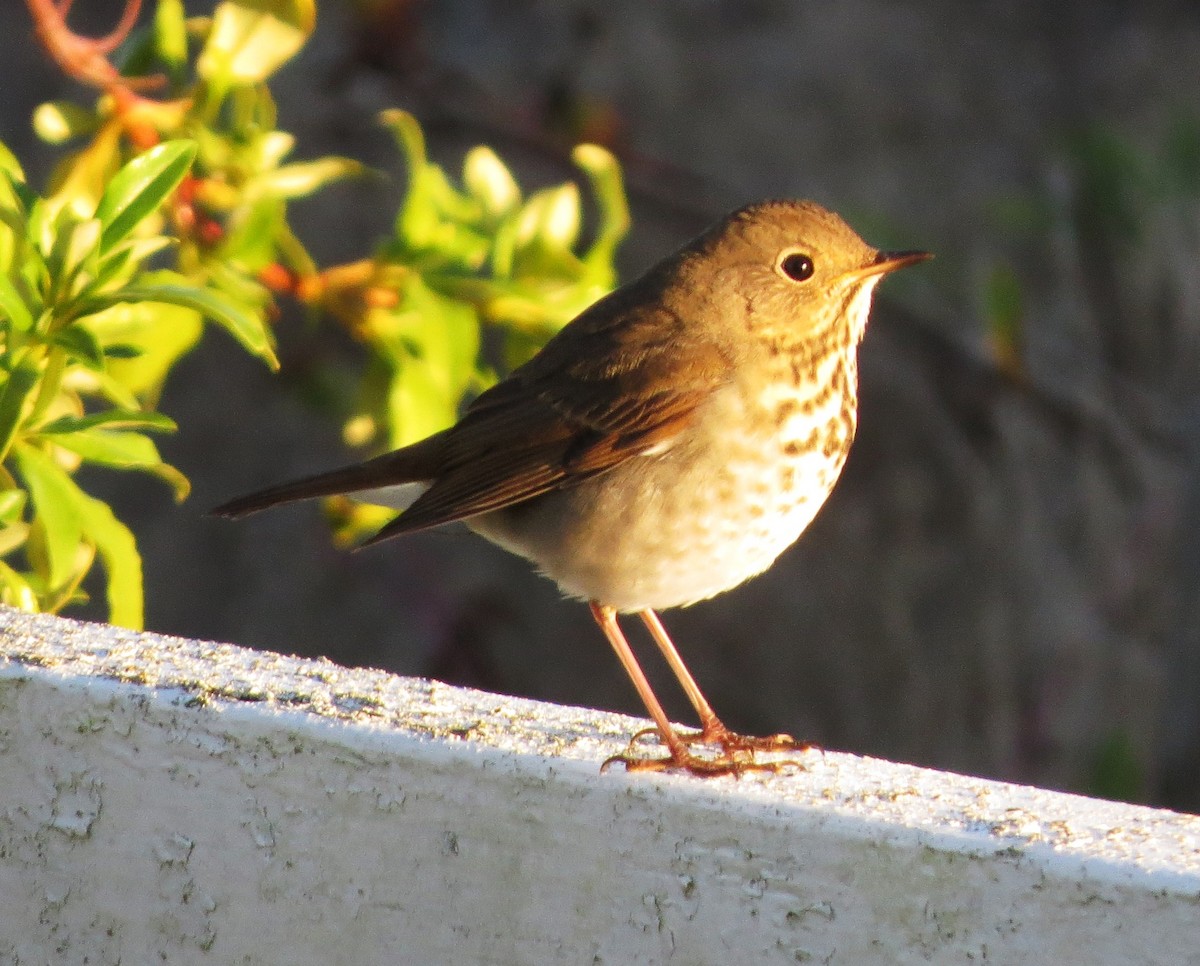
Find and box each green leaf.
[32,102,100,146]
[254,157,366,200]
[95,141,197,255]
[0,143,25,185]
[102,344,145,360]
[52,324,106,371]
[13,444,84,589]
[516,184,582,253]
[0,518,29,558]
[0,487,27,524]
[79,289,204,396]
[42,210,98,301]
[64,487,142,628]
[0,273,35,332]
[380,282,479,448]
[82,281,278,370]
[154,0,190,71]
[0,360,41,463]
[39,409,177,435]
[73,488,143,629]
[216,195,287,269]
[198,0,316,85]
[0,560,38,613]
[572,143,629,277]
[44,427,190,501]
[386,355,456,449]
[48,427,157,466]
[463,147,520,219]
[91,235,175,294]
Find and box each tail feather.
[210,433,446,519]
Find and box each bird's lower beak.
[842,249,933,283]
[875,249,933,273]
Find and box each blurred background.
[4,0,1200,809]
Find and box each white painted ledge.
[1,608,1198,965]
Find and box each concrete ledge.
[1,607,1198,965]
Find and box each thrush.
[213,199,930,777]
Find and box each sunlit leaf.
[217,195,287,269]
[80,293,204,398]
[45,428,190,501]
[572,143,629,278]
[73,487,143,629]
[0,489,26,525]
[32,102,99,146]
[0,360,41,463]
[44,121,124,222]
[386,355,456,449]
[0,143,25,184]
[463,147,520,219]
[83,281,278,370]
[0,518,29,557]
[516,184,581,252]
[0,560,38,613]
[198,0,317,85]
[254,157,365,199]
[0,274,35,332]
[91,236,175,294]
[95,141,197,255]
[154,0,190,71]
[13,444,84,589]
[39,410,177,435]
[52,324,106,371]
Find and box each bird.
[212,199,930,777]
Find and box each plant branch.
[26,0,163,94]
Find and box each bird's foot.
[603,726,813,777]
[630,723,810,754]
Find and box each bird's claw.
[603,727,814,777]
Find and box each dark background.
[4,0,1200,809]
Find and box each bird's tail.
[210,432,446,519]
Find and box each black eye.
[779,252,814,282]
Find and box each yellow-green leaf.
[46,429,190,501]
[572,143,629,277]
[33,102,99,146]
[463,147,520,219]
[516,184,581,252]
[13,444,84,589]
[154,0,189,70]
[0,143,25,184]
[39,410,177,435]
[84,281,278,370]
[95,141,197,255]
[80,295,204,398]
[0,488,26,524]
[198,0,316,85]
[254,157,365,199]
[0,274,35,332]
[0,360,41,464]
[72,488,143,629]
[0,560,38,613]
[52,324,106,371]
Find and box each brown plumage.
[213,200,930,776]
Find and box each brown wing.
[364,286,733,544]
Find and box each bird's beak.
[842,249,933,283]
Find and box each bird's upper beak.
[842,249,933,283]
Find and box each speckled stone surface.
[2,606,1198,964]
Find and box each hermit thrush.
[213,200,930,776]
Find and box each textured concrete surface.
[2,608,1198,965]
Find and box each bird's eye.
[779,252,815,282]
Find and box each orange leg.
[590,603,807,776]
[638,609,803,754]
